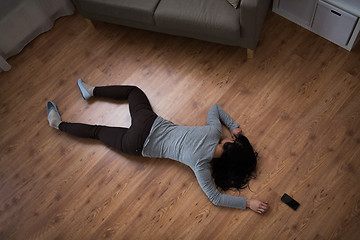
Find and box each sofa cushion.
[154,0,241,44]
[74,0,161,24]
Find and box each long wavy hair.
[211,135,258,191]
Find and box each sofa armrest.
[240,0,271,50]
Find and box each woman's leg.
[59,85,157,155]
[59,122,135,153]
[93,85,152,112]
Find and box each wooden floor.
[1,11,360,240]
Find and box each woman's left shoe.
[47,101,62,129]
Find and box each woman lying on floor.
[46,79,269,214]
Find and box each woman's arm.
[194,165,247,210]
[207,104,239,133]
[194,165,269,214]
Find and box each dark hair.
[211,135,258,191]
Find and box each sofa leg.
[85,18,95,28]
[247,49,254,59]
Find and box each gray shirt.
[142,104,247,209]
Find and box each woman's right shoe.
[77,78,92,100]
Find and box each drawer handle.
[331,10,341,16]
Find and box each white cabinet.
[278,0,317,26]
[273,0,360,51]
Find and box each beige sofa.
[72,0,271,58]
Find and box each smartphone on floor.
[281,193,300,211]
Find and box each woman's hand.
[246,199,269,214]
[231,127,243,139]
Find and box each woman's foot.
[47,101,62,129]
[77,78,94,100]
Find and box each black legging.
[59,86,158,156]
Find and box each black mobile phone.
[281,193,300,211]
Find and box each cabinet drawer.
[312,0,358,46]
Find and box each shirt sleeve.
[193,164,247,210]
[207,104,239,132]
